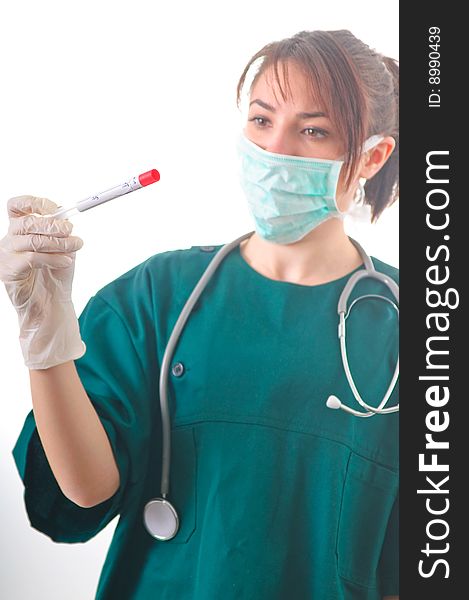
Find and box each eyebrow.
[249,98,328,119]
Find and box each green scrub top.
[12,240,399,600]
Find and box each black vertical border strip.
[400,5,463,597]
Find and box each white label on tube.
[77,177,143,212]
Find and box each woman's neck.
[239,219,364,286]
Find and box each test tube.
[51,169,160,219]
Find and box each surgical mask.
[237,133,384,245]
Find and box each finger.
[10,234,84,253]
[9,214,73,237]
[7,195,61,218]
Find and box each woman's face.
[243,60,361,212]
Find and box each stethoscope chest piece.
[143,498,179,540]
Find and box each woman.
[1,29,399,600]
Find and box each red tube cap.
[139,169,160,186]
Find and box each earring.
[354,180,366,204]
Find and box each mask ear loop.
[347,134,384,218]
[362,134,384,152]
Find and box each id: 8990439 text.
[428,26,441,108]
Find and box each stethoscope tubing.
[158,231,254,498]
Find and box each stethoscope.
[143,231,399,540]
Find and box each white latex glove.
[0,195,86,369]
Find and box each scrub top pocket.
[336,451,398,589]
[162,426,198,544]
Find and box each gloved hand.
[0,195,86,369]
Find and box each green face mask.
[237,133,383,245]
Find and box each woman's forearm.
[29,360,120,508]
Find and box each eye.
[248,116,270,127]
[303,127,328,138]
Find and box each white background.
[0,1,398,598]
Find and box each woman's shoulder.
[147,243,224,267]
[143,243,225,283]
[370,255,399,284]
[93,243,224,307]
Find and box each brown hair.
[236,30,399,222]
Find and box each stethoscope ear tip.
[326,395,342,410]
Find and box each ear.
[359,136,396,179]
